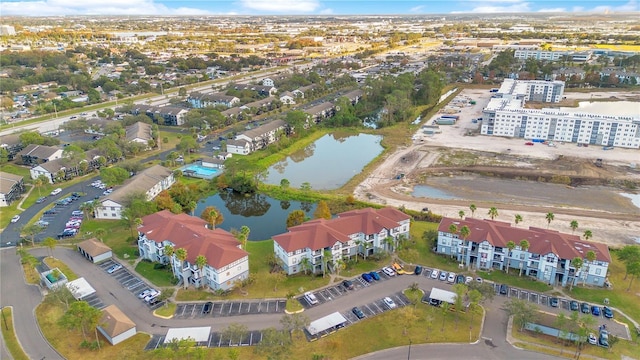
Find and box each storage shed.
[98,305,137,345]
[77,238,112,263]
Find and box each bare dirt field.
[355,89,640,247]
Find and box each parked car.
[383,297,397,309]
[369,271,380,281]
[439,271,448,281]
[598,330,609,347]
[71,210,83,216]
[430,269,439,279]
[465,276,473,285]
[499,284,508,295]
[107,264,122,274]
[570,301,579,311]
[362,273,373,283]
[304,291,318,305]
[414,266,423,275]
[342,280,354,290]
[581,302,590,314]
[203,302,213,314]
[525,142,534,146]
[549,297,559,308]
[588,333,597,345]
[352,307,365,319]
[10,215,20,223]
[475,277,483,283]
[382,267,396,277]
[429,298,442,307]
[50,188,62,196]
[144,290,160,302]
[591,306,601,317]
[455,274,465,284]
[148,297,161,306]
[138,289,154,299]
[603,306,614,319]
[447,273,456,283]
[36,197,47,204]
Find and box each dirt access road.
[355,89,640,247]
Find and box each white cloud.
[468,2,532,13]
[0,0,210,16]
[537,7,566,12]
[239,0,320,13]
[319,8,333,15]
[410,5,426,12]
[588,0,638,12]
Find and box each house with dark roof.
[0,171,24,207]
[29,158,66,183]
[95,165,174,220]
[188,92,240,108]
[17,144,63,166]
[227,119,286,155]
[304,102,335,123]
[436,217,611,287]
[232,84,277,97]
[0,134,23,161]
[97,305,136,345]
[273,207,411,275]
[137,210,249,290]
[125,122,153,148]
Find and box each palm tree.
[448,224,458,235]
[505,241,516,273]
[208,208,218,229]
[175,248,188,289]
[299,257,312,275]
[488,207,498,220]
[469,204,477,218]
[519,240,530,277]
[322,249,332,278]
[33,174,48,197]
[440,302,450,332]
[584,250,596,286]
[43,237,57,258]
[195,255,207,288]
[334,258,345,277]
[545,212,555,228]
[569,220,579,234]
[239,226,250,249]
[383,236,395,253]
[459,225,470,240]
[458,210,465,219]
[80,200,98,218]
[570,257,583,291]
[514,214,523,227]
[354,239,363,262]
[163,244,176,278]
[583,230,593,241]
[93,228,106,242]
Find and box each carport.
[77,238,112,263]
[164,327,211,345]
[307,312,347,338]
[429,287,456,304]
[65,277,96,300]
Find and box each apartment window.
[595,268,601,275]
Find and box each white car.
[430,269,439,279]
[144,290,160,302]
[383,297,397,309]
[10,215,20,223]
[588,333,597,345]
[382,267,396,277]
[138,289,154,299]
[304,291,318,305]
[465,276,473,285]
[447,273,456,283]
[50,188,62,196]
[107,264,122,274]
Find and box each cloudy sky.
[1,0,637,16]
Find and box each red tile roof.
[139,210,248,269]
[273,207,410,253]
[438,217,611,263]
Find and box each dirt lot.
[355,89,640,247]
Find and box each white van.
[304,291,318,305]
[50,188,62,196]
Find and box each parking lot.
[173,299,286,319]
[145,329,266,350]
[98,259,163,310]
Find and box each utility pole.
[407,338,412,360]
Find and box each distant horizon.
[1,0,637,17]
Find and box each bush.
[153,263,167,270]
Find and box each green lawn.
[79,219,137,259]
[135,260,176,287]
[0,307,30,360]
[154,302,177,318]
[44,257,79,281]
[477,270,553,293]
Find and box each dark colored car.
[149,297,161,306]
[591,306,601,317]
[342,280,354,290]
[352,307,365,319]
[369,271,380,281]
[36,197,47,203]
[362,273,373,282]
[570,301,579,311]
[581,302,590,314]
[203,301,213,314]
[429,298,442,307]
[499,284,508,295]
[414,266,423,275]
[456,274,465,284]
[603,306,614,319]
[549,297,559,308]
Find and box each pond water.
[412,185,457,200]
[264,133,383,190]
[195,191,317,241]
[560,101,639,116]
[620,193,640,209]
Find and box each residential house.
[137,210,249,290]
[77,238,113,263]
[343,89,364,105]
[97,305,136,345]
[227,119,286,155]
[279,91,296,105]
[232,84,277,97]
[29,158,66,183]
[221,107,243,120]
[436,217,611,287]
[304,102,335,123]
[240,97,273,113]
[188,92,240,108]
[273,207,411,275]
[95,165,175,220]
[0,171,24,207]
[60,90,83,98]
[262,78,274,87]
[130,105,189,126]
[125,122,153,148]
[17,144,63,166]
[293,84,317,99]
[0,134,23,161]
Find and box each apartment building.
[481,79,640,149]
[137,210,249,290]
[272,207,410,275]
[436,217,611,287]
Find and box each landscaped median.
[0,306,30,360]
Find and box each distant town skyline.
[1,0,637,17]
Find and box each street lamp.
[407,338,412,360]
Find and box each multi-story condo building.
[137,210,249,290]
[514,50,567,61]
[273,207,410,275]
[436,217,611,287]
[481,79,640,149]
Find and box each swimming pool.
[181,164,220,179]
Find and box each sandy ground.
[355,89,640,247]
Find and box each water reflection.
[219,191,271,217]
